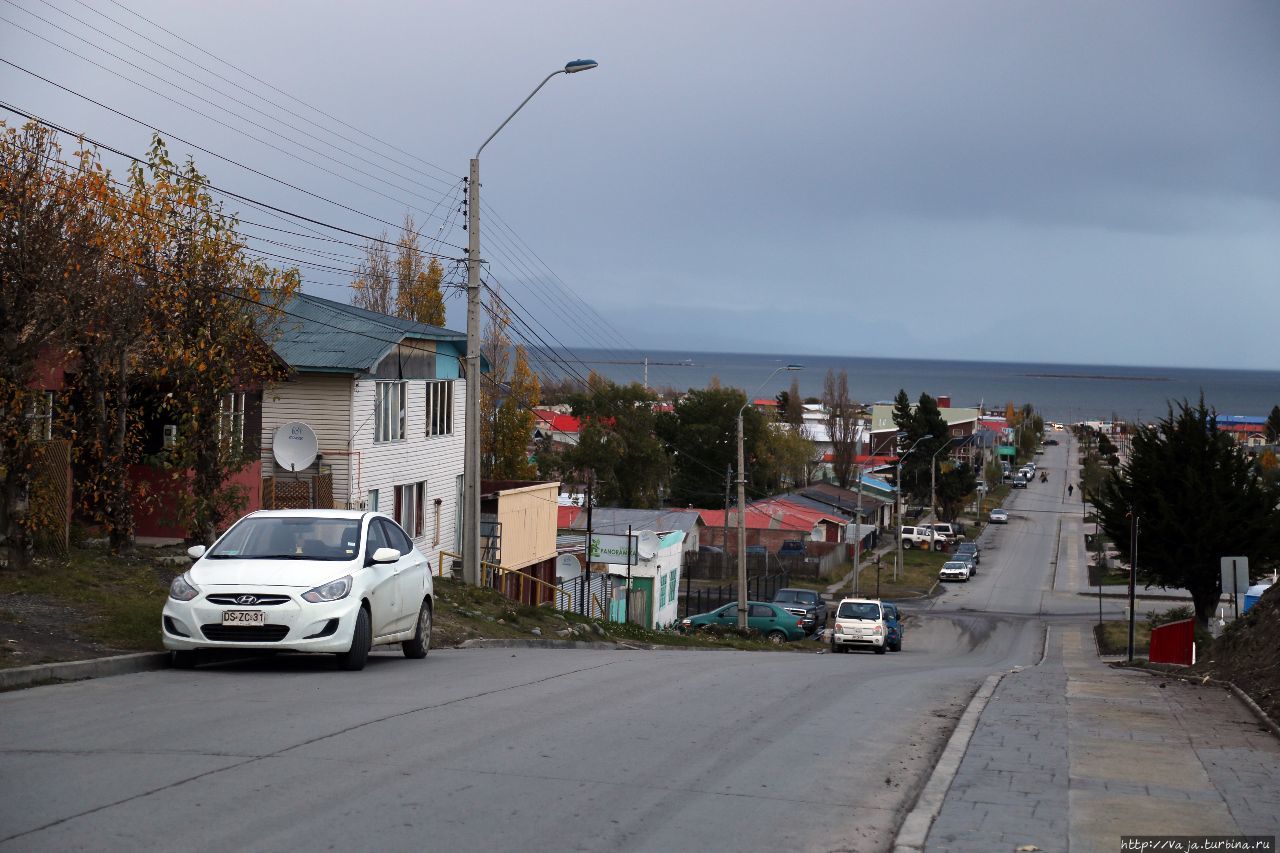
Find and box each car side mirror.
[187,545,206,560]
[371,547,401,564]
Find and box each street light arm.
[737,364,803,419]
[476,69,565,158]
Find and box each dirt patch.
[1191,584,1280,723]
[0,595,128,668]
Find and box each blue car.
[882,601,904,652]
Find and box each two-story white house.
[260,293,471,571]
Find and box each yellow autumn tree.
[351,230,393,315]
[492,345,540,479]
[393,214,446,327]
[353,215,446,326]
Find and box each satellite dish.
[636,531,660,561]
[272,421,318,472]
[556,554,582,581]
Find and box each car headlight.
[681,618,692,626]
[302,575,352,603]
[169,573,199,601]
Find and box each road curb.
[891,670,1007,853]
[455,638,729,652]
[0,652,170,691]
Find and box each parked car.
[778,539,808,559]
[830,598,896,654]
[899,525,947,550]
[1044,438,1059,446]
[925,522,962,543]
[772,587,828,634]
[745,544,768,557]
[939,560,972,582]
[1011,474,1028,489]
[698,544,725,555]
[680,601,805,643]
[989,508,1009,524]
[953,541,980,573]
[882,601,904,652]
[162,509,433,671]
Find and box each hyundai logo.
[235,595,258,606]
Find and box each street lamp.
[895,434,933,582]
[463,59,598,586]
[929,436,956,522]
[736,364,803,629]
[853,430,906,597]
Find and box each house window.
[658,573,667,608]
[26,392,53,441]
[374,381,406,443]
[394,481,426,538]
[367,490,379,512]
[218,392,246,459]
[427,380,454,437]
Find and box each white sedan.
[162,509,433,671]
[989,508,1009,524]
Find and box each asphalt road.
[0,445,1086,853]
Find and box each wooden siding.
[261,374,354,508]
[352,376,466,572]
[493,482,559,571]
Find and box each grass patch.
[1087,562,1132,587]
[1,547,176,651]
[1094,620,1151,656]
[829,547,946,600]
[428,577,810,652]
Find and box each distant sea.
[557,349,1280,423]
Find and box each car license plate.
[222,610,266,626]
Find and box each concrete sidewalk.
[923,622,1280,852]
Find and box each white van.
[831,598,893,654]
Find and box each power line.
[0,62,465,258]
[103,0,460,184]
[0,100,463,262]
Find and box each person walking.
[1068,483,1074,497]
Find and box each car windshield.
[838,602,881,620]
[944,562,967,569]
[774,590,815,604]
[957,544,976,553]
[207,517,362,561]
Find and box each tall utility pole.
[462,60,598,587]
[736,365,802,628]
[895,434,933,583]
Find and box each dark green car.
[680,601,806,643]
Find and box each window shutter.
[393,485,402,523]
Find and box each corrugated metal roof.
[567,508,702,535]
[265,292,466,372]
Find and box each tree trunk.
[2,447,34,571]
[107,349,134,553]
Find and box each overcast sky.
[3,1,1278,372]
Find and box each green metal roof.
[265,292,467,373]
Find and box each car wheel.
[402,598,432,659]
[891,640,902,652]
[903,540,913,550]
[170,650,198,669]
[336,607,371,671]
[766,630,786,645]
[874,644,887,655]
